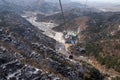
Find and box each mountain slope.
[0,11,104,80]
[66,12,120,75]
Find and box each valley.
[0,0,120,80]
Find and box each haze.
[72,0,120,4]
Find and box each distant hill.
[46,0,72,3]
[0,0,24,13]
[36,8,82,24]
[0,0,100,15]
[88,2,120,12]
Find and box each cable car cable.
[59,0,67,31]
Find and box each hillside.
[52,16,89,32]
[84,12,120,73]
[0,11,104,80]
[67,12,120,75]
